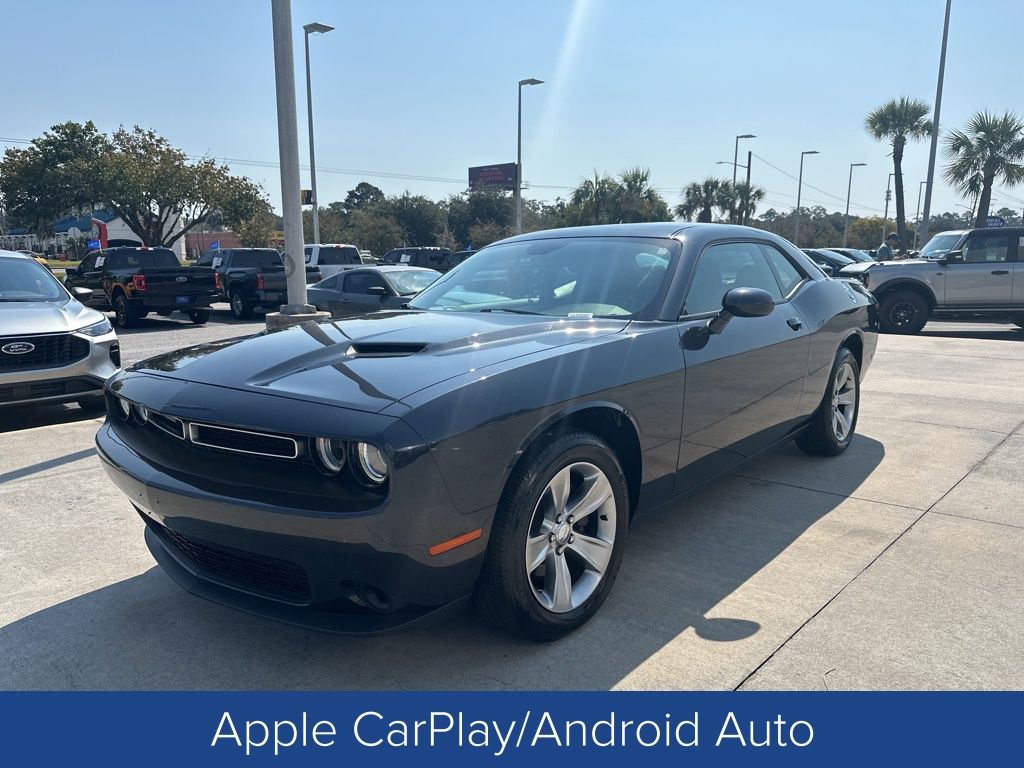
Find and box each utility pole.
[794,150,818,247]
[303,22,334,244]
[919,0,952,245]
[843,163,866,247]
[733,134,755,187]
[913,180,928,248]
[881,172,894,243]
[270,0,315,325]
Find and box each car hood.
[129,310,630,413]
[0,298,105,336]
[838,259,930,276]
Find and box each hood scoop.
[349,342,426,358]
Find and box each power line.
[751,152,885,213]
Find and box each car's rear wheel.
[188,308,211,324]
[112,294,139,328]
[879,290,929,334]
[229,290,254,320]
[476,431,629,641]
[796,347,860,456]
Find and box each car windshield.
[386,269,441,296]
[0,257,66,302]
[408,237,678,320]
[820,250,855,265]
[919,233,962,259]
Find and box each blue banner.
[0,692,1017,765]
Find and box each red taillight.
[214,272,221,290]
[256,273,265,291]
[132,274,147,292]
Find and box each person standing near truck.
[876,232,901,261]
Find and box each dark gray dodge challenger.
[96,223,878,640]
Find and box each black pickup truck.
[65,246,218,327]
[196,248,322,319]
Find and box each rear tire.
[229,290,254,320]
[188,308,211,324]
[112,294,139,328]
[796,347,860,457]
[879,290,929,334]
[476,431,629,641]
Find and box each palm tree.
[865,97,932,247]
[569,171,618,225]
[724,181,766,225]
[675,178,729,222]
[943,111,1024,228]
[616,166,670,222]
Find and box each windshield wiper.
[478,308,546,316]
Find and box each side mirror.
[71,286,93,300]
[820,264,834,277]
[66,267,79,277]
[366,285,388,297]
[683,287,775,350]
[941,249,964,265]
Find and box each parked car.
[15,249,51,270]
[97,223,876,640]
[827,248,875,263]
[802,248,856,275]
[307,266,441,316]
[839,227,1024,333]
[380,247,463,272]
[196,248,322,320]
[0,250,119,410]
[358,249,373,263]
[304,243,363,280]
[65,246,217,328]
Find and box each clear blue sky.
[3,0,1023,221]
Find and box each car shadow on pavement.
[921,326,1023,341]
[0,437,885,691]
[107,305,265,334]
[0,404,103,434]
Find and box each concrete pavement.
[1,315,1021,690]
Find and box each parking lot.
[1,308,1022,691]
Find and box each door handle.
[991,270,1010,275]
[786,317,802,331]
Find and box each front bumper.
[95,382,492,633]
[0,330,119,406]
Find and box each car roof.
[352,265,437,273]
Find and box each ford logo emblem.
[175,276,188,283]
[2,342,35,355]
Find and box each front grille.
[0,377,97,404]
[188,422,298,458]
[0,333,89,371]
[152,519,311,602]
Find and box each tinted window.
[684,242,782,316]
[316,246,360,265]
[108,249,180,269]
[962,234,1009,263]
[381,250,404,265]
[304,246,313,263]
[343,271,390,294]
[232,250,282,268]
[79,253,97,271]
[196,251,215,267]
[759,244,805,295]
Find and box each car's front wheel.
[476,431,629,641]
[188,308,211,324]
[796,346,861,456]
[879,290,929,334]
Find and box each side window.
[106,253,124,270]
[683,242,782,316]
[304,246,313,263]
[759,244,805,296]
[196,251,214,267]
[345,272,389,294]
[427,252,445,268]
[79,254,97,272]
[962,234,1009,263]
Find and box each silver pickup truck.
[839,227,1024,333]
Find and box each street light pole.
[733,134,755,187]
[794,150,818,247]
[843,162,867,247]
[913,180,928,248]
[303,22,334,245]
[270,0,313,318]
[515,78,544,234]
[919,0,952,245]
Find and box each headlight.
[355,442,389,485]
[313,437,348,475]
[115,395,131,420]
[133,404,149,423]
[76,318,113,337]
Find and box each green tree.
[236,200,277,247]
[865,97,932,247]
[675,178,730,222]
[467,221,511,249]
[350,211,403,257]
[0,121,108,233]
[723,181,766,224]
[615,167,670,222]
[943,111,1024,228]
[342,182,385,213]
[374,193,445,246]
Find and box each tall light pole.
[516,77,544,234]
[303,22,333,245]
[732,134,755,187]
[271,0,313,318]
[843,163,867,247]
[919,0,952,244]
[881,172,895,243]
[913,180,928,248]
[793,150,818,246]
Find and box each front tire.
[879,290,929,334]
[476,431,629,641]
[188,308,210,324]
[796,347,860,457]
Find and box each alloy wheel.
[524,461,617,614]
[831,361,857,442]
[889,301,917,329]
